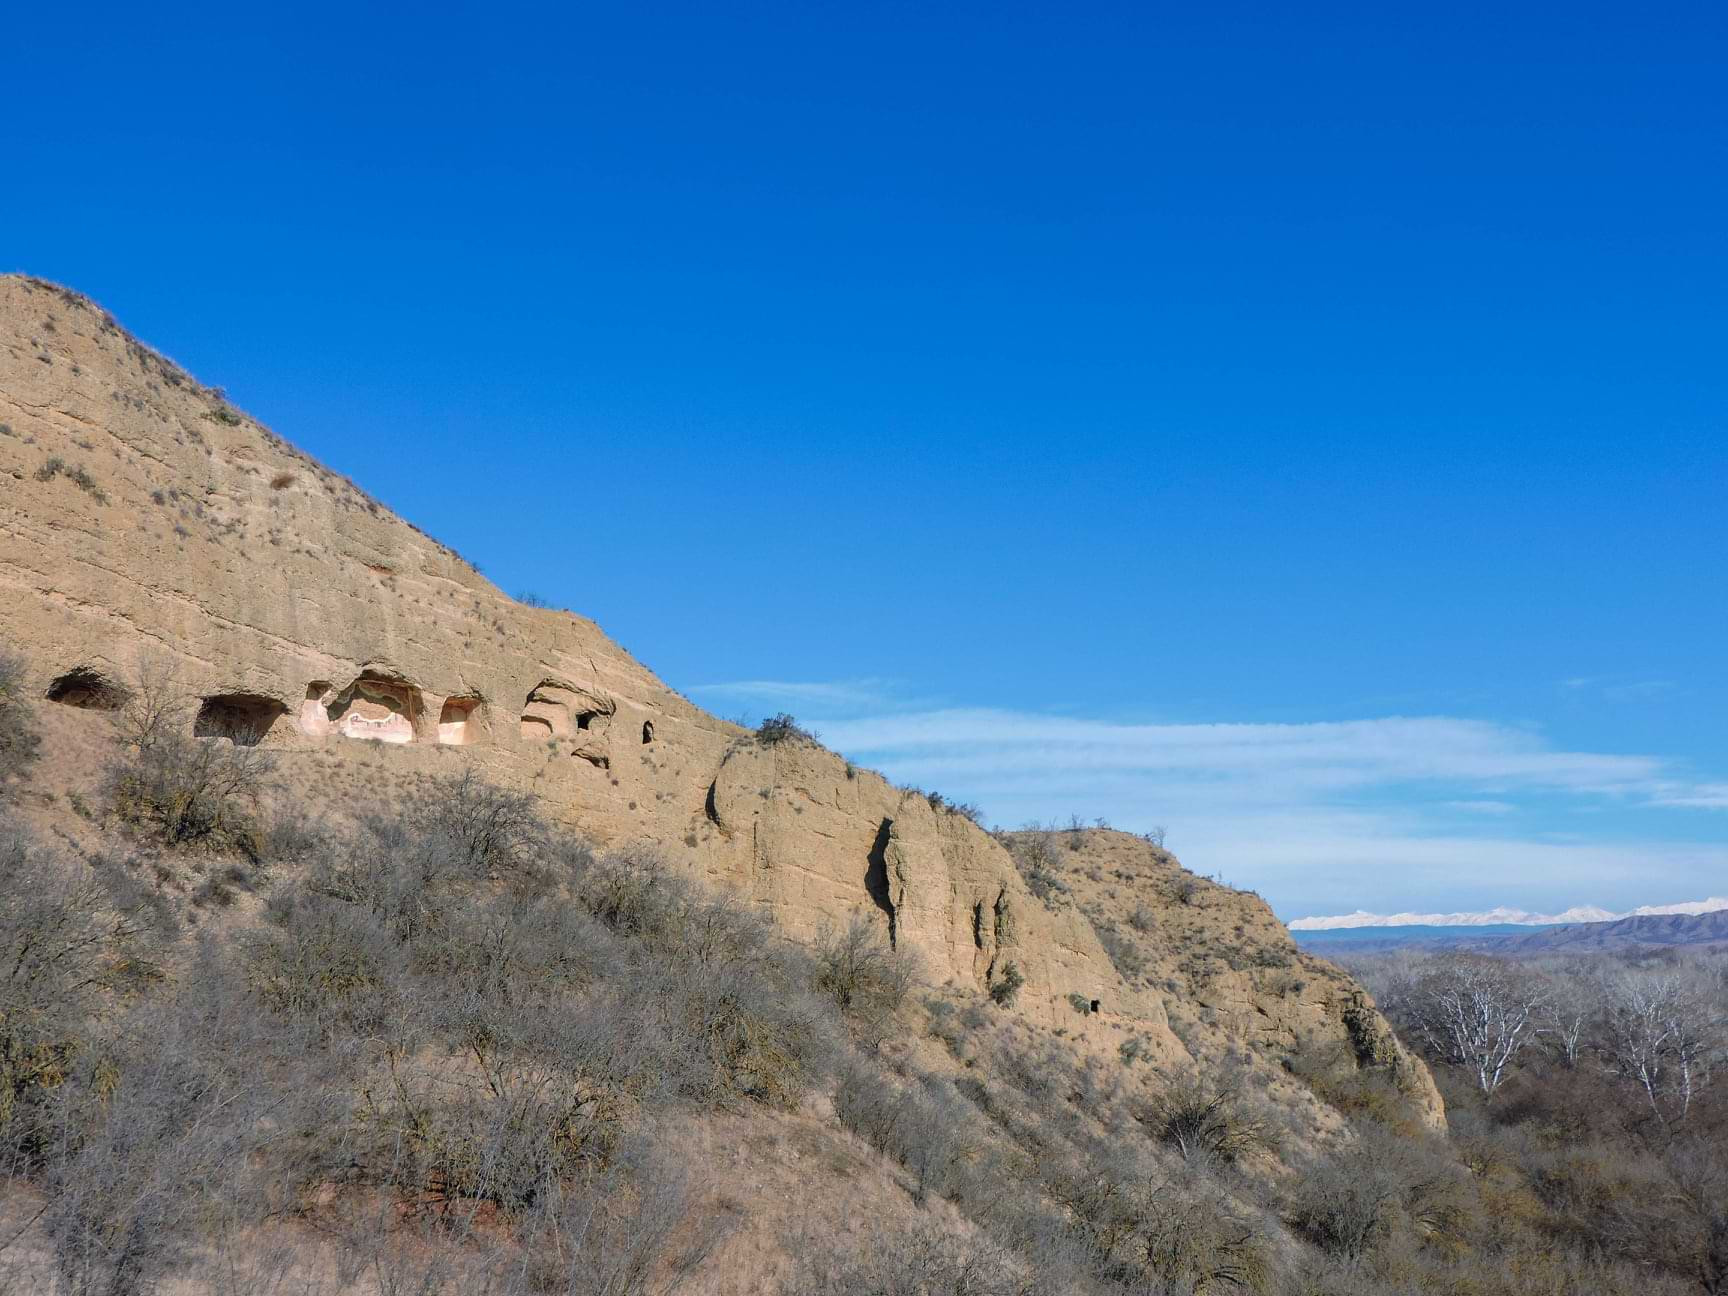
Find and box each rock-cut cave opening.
[45,667,129,711]
[304,673,423,743]
[438,696,481,745]
[194,693,287,746]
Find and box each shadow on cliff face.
[193,693,287,746]
[44,665,130,711]
[864,817,896,940]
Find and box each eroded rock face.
[521,681,614,768]
[0,274,1430,1095]
[999,827,1448,1130]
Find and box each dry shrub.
[813,913,913,1040]
[755,713,815,746]
[990,961,1026,1007]
[1141,1074,1269,1167]
[630,957,832,1109]
[106,730,272,858]
[427,767,547,878]
[1283,1035,1426,1136]
[832,1058,991,1207]
[105,666,272,858]
[244,892,402,1032]
[505,1147,728,1296]
[1285,1126,1471,1268]
[27,940,337,1296]
[784,1221,1030,1296]
[352,1052,617,1214]
[1093,920,1147,981]
[0,650,40,795]
[0,825,172,1166]
[1007,825,1069,906]
[271,820,838,1119]
[1053,1155,1275,1294]
[1134,1174,1273,1295]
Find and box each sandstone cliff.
[0,273,1438,1125]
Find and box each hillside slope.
[0,272,1443,1159]
[996,828,1437,1107]
[0,272,1439,1118]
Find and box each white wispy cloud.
[688,678,905,714]
[1646,781,1728,810]
[1206,825,1728,920]
[1440,799,1519,815]
[1560,676,1679,703]
[814,709,1664,799]
[769,699,1728,918]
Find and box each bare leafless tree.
[106,726,273,856]
[1534,963,1599,1069]
[1006,823,1068,905]
[1404,954,1547,1094]
[428,769,547,879]
[812,914,914,1048]
[114,660,192,754]
[1601,971,1726,1126]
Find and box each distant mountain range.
[1290,905,1728,954]
[1290,923,1538,950]
[1289,896,1728,930]
[1494,909,1728,953]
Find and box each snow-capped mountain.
[1288,896,1728,931]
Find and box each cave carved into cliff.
[46,667,129,711]
[438,696,482,745]
[195,693,286,746]
[302,672,422,743]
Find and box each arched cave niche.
[45,667,129,711]
[194,694,287,746]
[520,683,569,739]
[519,680,612,740]
[325,672,422,744]
[438,696,483,746]
[642,720,654,744]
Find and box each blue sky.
[6,3,1726,918]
